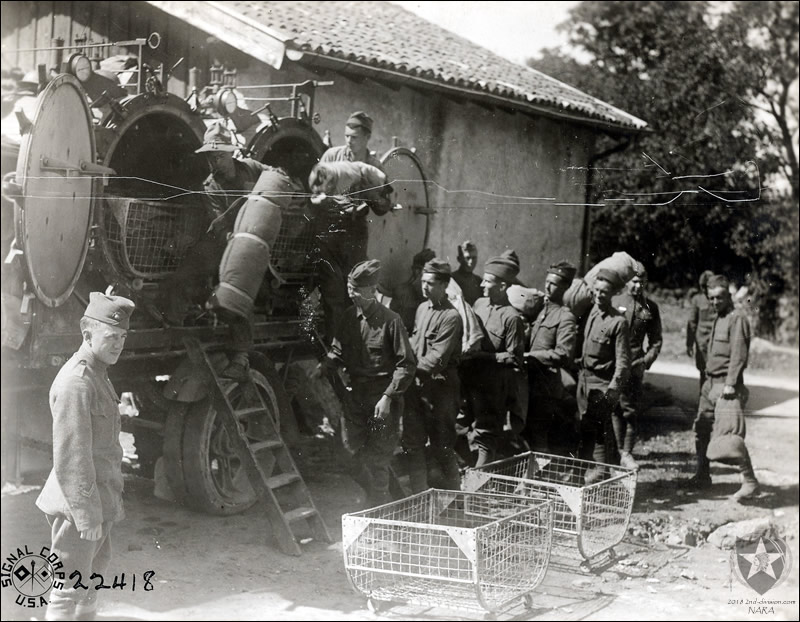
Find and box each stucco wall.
[235,57,595,288]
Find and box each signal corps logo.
[1,545,64,608]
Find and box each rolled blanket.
[563,278,593,320]
[446,279,483,354]
[507,285,545,321]
[212,169,289,318]
[308,160,390,208]
[585,251,638,288]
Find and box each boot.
[732,454,760,501]
[619,451,639,471]
[685,436,711,489]
[405,449,429,494]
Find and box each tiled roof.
[169,1,647,131]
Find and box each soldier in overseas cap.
[612,261,663,470]
[577,269,630,482]
[402,258,463,492]
[36,292,135,621]
[462,250,526,466]
[686,274,760,501]
[523,260,578,455]
[323,259,416,506]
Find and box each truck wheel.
[181,361,290,515]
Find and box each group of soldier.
[34,110,761,621]
[320,235,671,506]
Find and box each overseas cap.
[346,111,373,133]
[594,268,624,290]
[348,259,382,287]
[484,250,520,284]
[84,292,135,330]
[422,258,452,276]
[547,260,577,282]
[632,261,648,279]
[195,122,238,153]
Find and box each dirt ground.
[1,361,798,621]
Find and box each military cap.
[195,122,238,153]
[699,270,714,288]
[83,292,135,329]
[594,268,624,290]
[706,274,730,291]
[346,111,373,133]
[547,260,577,282]
[484,250,520,284]
[632,261,648,279]
[348,259,382,287]
[412,248,437,269]
[507,285,544,318]
[422,258,451,276]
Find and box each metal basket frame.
[462,452,637,561]
[102,195,197,279]
[342,489,553,615]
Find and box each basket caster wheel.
[483,612,498,621]
[367,598,385,615]
[523,593,535,609]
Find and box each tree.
[720,1,799,202]
[528,1,799,339]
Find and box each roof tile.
[217,1,647,129]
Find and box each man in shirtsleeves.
[524,261,578,454]
[403,259,464,492]
[462,251,526,467]
[687,274,759,501]
[577,269,630,482]
[324,259,416,506]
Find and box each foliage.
[528,1,799,341]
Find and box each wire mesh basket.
[463,452,636,561]
[103,196,200,279]
[270,208,315,280]
[342,489,553,616]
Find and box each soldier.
[316,112,391,342]
[391,248,437,333]
[36,292,135,621]
[612,262,662,470]
[524,261,578,454]
[687,274,759,501]
[323,259,416,506]
[162,122,297,381]
[403,259,464,492]
[577,270,630,481]
[462,251,526,467]
[320,110,385,172]
[451,240,483,306]
[686,270,716,393]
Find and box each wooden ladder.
[184,338,332,556]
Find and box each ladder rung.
[249,439,283,453]
[235,406,266,419]
[284,506,317,523]
[266,473,301,489]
